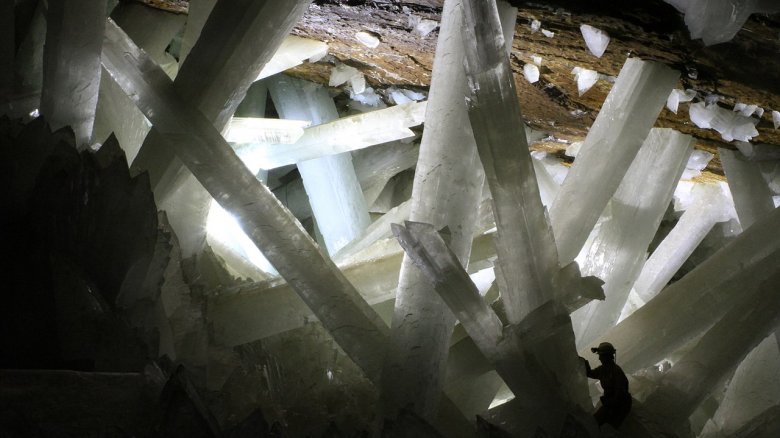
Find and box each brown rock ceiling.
[153,0,780,181]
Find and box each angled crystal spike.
[572,128,693,348]
[643,269,780,428]
[40,0,106,145]
[256,36,328,80]
[720,147,776,230]
[267,75,371,255]
[628,184,731,309]
[334,200,412,264]
[587,205,780,373]
[701,335,780,436]
[128,0,312,255]
[101,18,390,383]
[378,0,492,421]
[235,101,426,169]
[550,58,679,264]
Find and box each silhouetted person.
[580,342,631,429]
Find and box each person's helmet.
[590,342,616,355]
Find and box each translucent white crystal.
[267,75,371,255]
[551,58,679,264]
[756,107,765,117]
[523,64,540,83]
[689,102,759,142]
[571,129,692,348]
[571,66,599,96]
[664,0,780,45]
[541,29,555,38]
[774,110,780,129]
[532,55,542,66]
[579,24,610,57]
[530,19,541,33]
[350,73,366,94]
[734,102,758,117]
[207,202,276,274]
[328,63,361,87]
[720,147,776,229]
[681,149,714,179]
[355,31,380,48]
[225,117,310,145]
[565,141,582,158]
[666,88,696,113]
[350,87,383,107]
[256,36,328,80]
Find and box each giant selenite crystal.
[101,20,470,436]
[550,58,678,264]
[392,222,595,436]
[378,0,490,421]
[663,0,780,45]
[587,204,780,373]
[626,184,731,314]
[572,129,692,348]
[462,0,560,322]
[100,18,390,385]
[719,148,776,230]
[267,75,371,255]
[642,269,780,430]
[129,0,312,257]
[40,0,106,145]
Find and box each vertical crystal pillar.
[267,75,371,255]
[572,129,692,348]
[40,0,106,145]
[378,0,489,421]
[627,184,731,312]
[720,148,776,230]
[550,58,679,264]
[463,0,560,322]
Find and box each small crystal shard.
[689,102,759,142]
[532,55,542,66]
[681,149,714,179]
[579,24,610,57]
[256,36,329,80]
[530,19,541,33]
[523,64,540,83]
[541,29,555,38]
[773,110,780,129]
[329,63,361,87]
[666,88,696,113]
[571,67,599,95]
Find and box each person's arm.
[580,356,597,379]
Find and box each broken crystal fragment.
[350,87,383,107]
[579,24,610,57]
[355,31,380,48]
[571,67,599,95]
[666,88,696,114]
[329,64,360,87]
[408,15,439,37]
[541,29,555,38]
[530,19,541,33]
[734,102,759,117]
[532,55,542,66]
[256,36,328,80]
[681,149,714,179]
[774,110,780,129]
[689,102,759,142]
[523,64,540,83]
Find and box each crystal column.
[720,147,776,230]
[40,0,106,146]
[378,0,489,421]
[550,58,679,264]
[572,128,692,348]
[267,75,371,255]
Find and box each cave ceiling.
[145,0,780,181]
